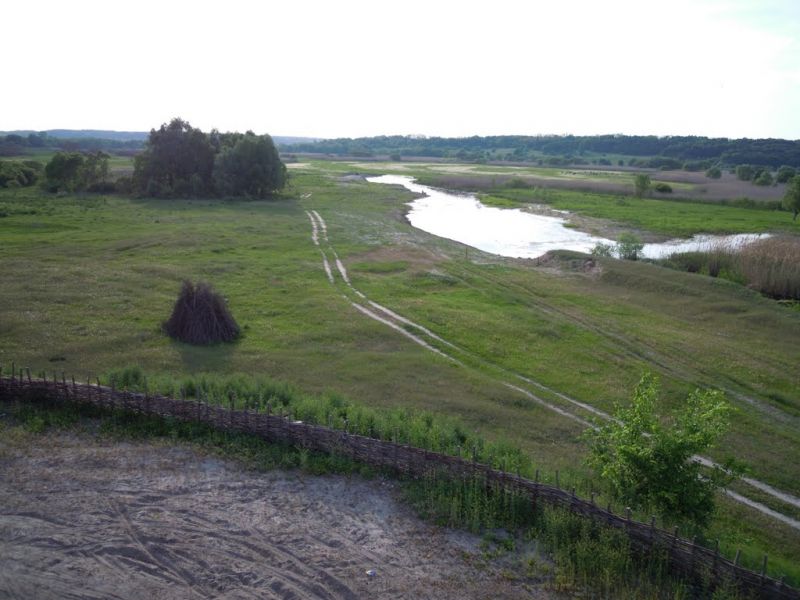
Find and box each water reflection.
[367,175,768,260]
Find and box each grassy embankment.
[1,160,799,583]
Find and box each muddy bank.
[0,430,555,599]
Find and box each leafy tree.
[633,174,651,198]
[0,161,40,188]
[133,118,215,197]
[584,374,735,531]
[776,166,796,184]
[753,170,773,186]
[44,152,85,192]
[705,166,722,179]
[735,164,755,181]
[615,233,644,260]
[212,133,286,198]
[43,151,109,192]
[783,175,800,221]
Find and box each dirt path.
[0,431,554,600]
[303,208,800,530]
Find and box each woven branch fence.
[0,368,796,599]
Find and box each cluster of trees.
[132,119,286,198]
[0,160,42,188]
[280,134,800,169]
[43,151,110,192]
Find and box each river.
[367,174,768,260]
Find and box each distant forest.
[5,130,800,169]
[0,131,144,156]
[279,134,800,168]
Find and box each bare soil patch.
[0,429,555,600]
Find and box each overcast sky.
[3,0,799,139]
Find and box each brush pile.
[163,281,240,344]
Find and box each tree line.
[280,134,800,168]
[0,132,142,157]
[0,119,287,198]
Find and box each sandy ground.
[0,430,556,600]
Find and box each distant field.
[306,159,788,203]
[2,160,800,582]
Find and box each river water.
[367,174,768,260]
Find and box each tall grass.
[105,367,536,477]
[661,236,800,301]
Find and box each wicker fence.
[0,368,796,599]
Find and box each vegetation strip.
[1,373,796,599]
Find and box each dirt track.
[0,430,554,599]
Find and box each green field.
[1,160,799,583]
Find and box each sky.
[2,0,799,140]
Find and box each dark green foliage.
[281,134,800,168]
[0,160,40,188]
[783,175,800,220]
[634,174,651,198]
[705,166,722,179]
[776,166,796,184]
[213,133,286,198]
[735,165,755,181]
[584,374,735,532]
[753,170,773,186]
[133,118,215,197]
[43,151,109,192]
[133,119,285,198]
[653,182,672,193]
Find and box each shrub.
[753,170,774,186]
[615,233,644,261]
[776,166,796,184]
[584,373,735,531]
[591,242,614,257]
[163,281,240,345]
[705,166,722,179]
[735,165,754,181]
[653,182,672,193]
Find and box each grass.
[485,187,798,237]
[1,160,799,588]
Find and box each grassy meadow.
[1,158,800,583]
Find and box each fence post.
[27,368,32,383]
[555,470,559,489]
[734,549,741,566]
[11,362,15,382]
[761,554,768,583]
